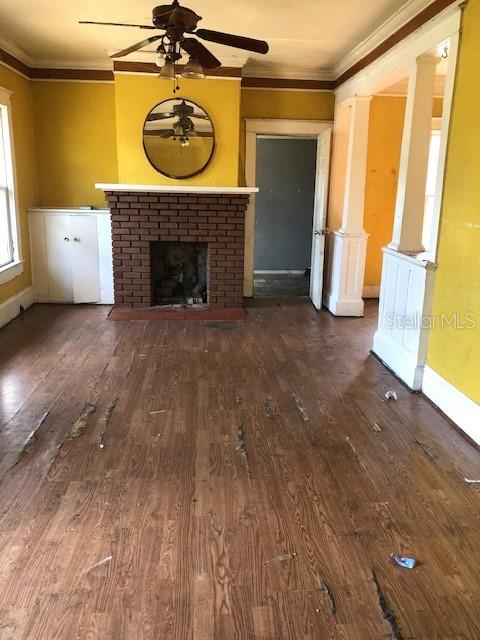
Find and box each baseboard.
[372,329,424,390]
[363,285,380,299]
[254,270,306,275]
[0,286,34,330]
[422,366,480,445]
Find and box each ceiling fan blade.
[146,112,177,121]
[79,21,156,30]
[181,38,221,69]
[195,29,269,54]
[110,35,163,59]
[145,129,176,138]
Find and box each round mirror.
[143,98,215,179]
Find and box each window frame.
[0,86,23,285]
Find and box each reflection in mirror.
[143,98,215,179]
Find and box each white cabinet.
[28,209,114,304]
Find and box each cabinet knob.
[64,237,70,242]
[74,237,80,242]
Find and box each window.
[422,128,442,253]
[0,94,19,271]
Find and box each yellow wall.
[115,74,241,186]
[428,0,480,403]
[239,88,335,184]
[364,97,406,288]
[240,88,335,121]
[32,81,118,208]
[0,66,37,304]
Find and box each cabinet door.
[70,216,100,303]
[45,214,73,302]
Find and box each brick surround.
[105,190,250,309]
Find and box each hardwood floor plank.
[0,301,479,638]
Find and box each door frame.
[244,119,333,298]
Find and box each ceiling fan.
[80,0,269,87]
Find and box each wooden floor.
[254,274,310,298]
[0,301,479,639]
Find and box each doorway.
[254,136,317,298]
[244,119,333,306]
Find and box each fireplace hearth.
[98,185,258,311]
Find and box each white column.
[324,95,371,317]
[389,54,440,253]
[339,95,372,234]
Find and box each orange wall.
[364,97,406,289]
[364,95,444,290]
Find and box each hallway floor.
[0,301,479,639]
[253,273,310,298]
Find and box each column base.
[323,230,368,317]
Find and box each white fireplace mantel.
[96,183,259,195]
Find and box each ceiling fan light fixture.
[181,56,205,79]
[159,59,175,80]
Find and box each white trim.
[0,87,23,275]
[245,119,333,135]
[0,286,34,330]
[96,184,258,194]
[428,31,459,262]
[28,207,110,216]
[363,285,380,298]
[0,259,24,285]
[423,366,480,445]
[255,270,306,275]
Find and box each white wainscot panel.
[373,247,436,390]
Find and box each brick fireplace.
[97,185,257,313]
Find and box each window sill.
[0,259,24,285]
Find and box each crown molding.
[0,34,34,67]
[31,58,113,71]
[242,64,334,82]
[333,0,434,79]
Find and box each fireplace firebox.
[151,241,208,306]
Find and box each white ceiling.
[0,0,430,78]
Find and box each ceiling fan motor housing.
[152,4,202,32]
